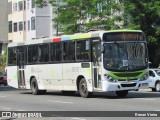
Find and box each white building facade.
[9,0,54,42]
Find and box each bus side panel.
[62,63,93,92]
[25,65,39,89]
[7,66,18,88]
[38,64,63,90]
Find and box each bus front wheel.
[115,90,128,97]
[31,78,46,95]
[79,78,92,98]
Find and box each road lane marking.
[0,96,6,97]
[2,107,12,110]
[48,100,73,104]
[72,118,86,120]
[137,98,155,101]
[154,110,160,111]
[17,109,27,111]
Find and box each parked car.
[0,72,7,86]
[148,69,160,92]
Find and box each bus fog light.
[105,75,117,83]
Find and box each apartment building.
[9,0,53,42]
[0,1,10,54]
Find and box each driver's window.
[149,71,155,77]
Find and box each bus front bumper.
[101,80,149,92]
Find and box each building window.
[18,1,23,11]
[24,0,26,10]
[32,0,35,8]
[13,3,17,11]
[28,21,30,30]
[31,17,35,30]
[27,1,30,10]
[24,21,26,30]
[9,21,12,33]
[19,22,23,31]
[14,23,17,32]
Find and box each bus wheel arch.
[30,76,36,86]
[30,76,46,95]
[77,76,92,98]
[76,75,84,91]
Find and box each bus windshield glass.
[103,42,147,71]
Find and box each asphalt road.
[0,86,160,120]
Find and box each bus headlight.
[105,75,117,83]
[140,73,149,81]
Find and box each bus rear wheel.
[115,90,128,97]
[79,78,92,98]
[31,78,46,95]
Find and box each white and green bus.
[7,30,149,98]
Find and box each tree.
[0,49,7,72]
[123,0,160,42]
[36,0,160,42]
[36,0,123,34]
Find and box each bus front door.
[92,41,101,89]
[17,50,26,89]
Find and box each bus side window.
[8,47,17,65]
[27,45,38,64]
[76,40,89,61]
[39,44,49,63]
[50,43,62,62]
[63,42,67,61]
[62,41,75,61]
[68,41,75,61]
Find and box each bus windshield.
[103,42,148,72]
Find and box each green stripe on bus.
[70,33,91,40]
[109,70,146,81]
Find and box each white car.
[148,69,160,92]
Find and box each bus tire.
[115,90,128,97]
[61,91,75,95]
[31,78,41,95]
[155,82,160,92]
[79,78,92,98]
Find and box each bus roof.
[8,30,143,47]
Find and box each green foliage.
[123,0,160,42]
[36,0,160,43]
[0,49,7,66]
[0,49,7,72]
[36,0,123,34]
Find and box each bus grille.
[121,83,136,87]
[114,72,142,77]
